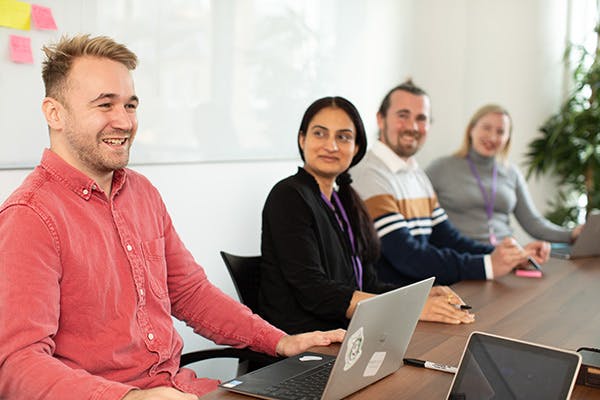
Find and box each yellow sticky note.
[0,0,32,31]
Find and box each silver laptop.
[446,331,581,400]
[220,277,434,400]
[551,212,600,259]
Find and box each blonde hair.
[454,104,512,161]
[41,34,138,102]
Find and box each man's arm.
[0,206,133,400]
[122,327,345,400]
[159,207,287,356]
[155,195,346,359]
[374,211,488,285]
[512,167,572,243]
[429,214,494,254]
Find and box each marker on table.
[403,358,458,374]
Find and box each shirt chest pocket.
[141,237,169,299]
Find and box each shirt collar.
[40,148,127,200]
[371,140,420,173]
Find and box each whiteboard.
[0,0,401,168]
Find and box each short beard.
[382,129,422,159]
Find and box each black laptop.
[446,331,582,400]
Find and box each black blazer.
[258,167,396,334]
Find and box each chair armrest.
[180,347,282,367]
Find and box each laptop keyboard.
[259,358,335,400]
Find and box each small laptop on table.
[446,331,582,400]
[220,277,434,400]
[551,212,600,259]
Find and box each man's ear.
[376,112,384,138]
[41,97,65,131]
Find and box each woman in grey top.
[426,104,582,244]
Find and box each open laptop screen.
[447,332,581,400]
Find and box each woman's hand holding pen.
[419,286,475,325]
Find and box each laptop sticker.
[344,326,364,371]
[363,351,386,377]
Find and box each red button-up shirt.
[0,149,285,400]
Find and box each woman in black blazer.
[258,96,474,334]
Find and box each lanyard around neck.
[321,191,363,290]
[466,154,498,245]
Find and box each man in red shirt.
[0,34,343,400]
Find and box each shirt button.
[82,189,89,195]
[148,333,155,340]
[139,289,144,296]
[126,244,133,251]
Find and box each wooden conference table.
[202,257,600,399]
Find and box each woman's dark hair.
[297,96,380,265]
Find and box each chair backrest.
[220,251,261,312]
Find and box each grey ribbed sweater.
[425,149,572,243]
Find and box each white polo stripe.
[374,213,405,229]
[432,214,448,226]
[377,221,434,238]
[432,207,445,218]
[409,227,433,236]
[377,222,406,238]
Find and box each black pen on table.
[450,303,472,310]
[403,358,458,374]
[446,293,471,310]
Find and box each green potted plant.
[525,25,600,227]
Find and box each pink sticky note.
[9,35,34,64]
[31,4,57,30]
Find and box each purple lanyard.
[467,154,498,245]
[321,191,363,290]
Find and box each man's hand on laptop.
[123,387,199,400]
[276,329,346,357]
[420,286,475,325]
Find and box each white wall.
[405,0,568,242]
[0,0,570,381]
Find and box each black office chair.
[219,251,262,312]
[179,252,280,373]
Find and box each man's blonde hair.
[455,104,512,161]
[41,34,138,101]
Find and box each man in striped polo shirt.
[352,80,548,286]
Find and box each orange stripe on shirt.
[364,194,439,221]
